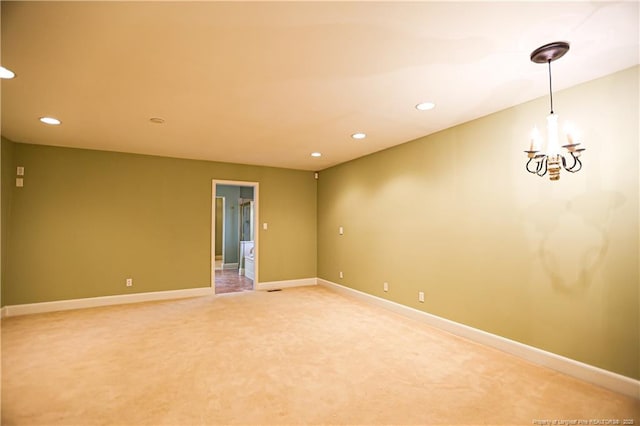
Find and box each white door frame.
[211,180,259,293]
[215,196,226,266]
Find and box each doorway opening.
[212,180,259,294]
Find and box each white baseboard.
[1,287,213,318]
[318,278,640,399]
[256,277,317,291]
[222,263,239,270]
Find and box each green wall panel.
[2,143,317,304]
[317,66,639,379]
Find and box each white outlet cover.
[16,166,24,176]
[16,178,23,187]
[383,282,389,292]
[339,226,344,235]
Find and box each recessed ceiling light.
[351,132,367,140]
[416,102,435,111]
[149,117,165,124]
[39,116,61,125]
[311,152,322,157]
[0,66,15,79]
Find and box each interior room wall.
[317,66,639,379]
[1,137,16,307]
[2,142,317,305]
[240,186,254,200]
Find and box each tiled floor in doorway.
[215,269,253,294]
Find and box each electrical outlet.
[126,278,133,287]
[383,282,389,292]
[339,271,343,279]
[418,291,425,303]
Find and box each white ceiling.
[1,1,638,171]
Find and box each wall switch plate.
[263,223,268,230]
[339,226,344,235]
[16,178,23,187]
[383,282,389,292]
[16,166,24,176]
[418,291,425,303]
[126,278,133,287]
[339,271,343,279]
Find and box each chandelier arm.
[536,157,548,177]
[565,153,583,173]
[525,157,540,174]
[562,152,581,172]
[562,153,576,171]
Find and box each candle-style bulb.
[530,126,541,151]
[563,122,575,144]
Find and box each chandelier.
[525,41,585,181]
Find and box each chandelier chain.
[548,60,554,114]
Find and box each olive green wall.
[1,137,16,307]
[2,142,317,305]
[317,66,639,379]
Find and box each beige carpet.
[2,285,638,425]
